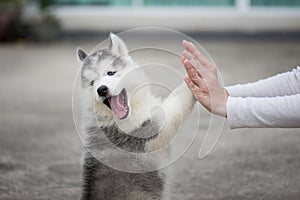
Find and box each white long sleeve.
[226,66,300,97]
[225,66,300,129]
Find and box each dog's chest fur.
[86,120,158,152]
[81,120,166,200]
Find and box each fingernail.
[184,59,190,65]
[182,40,189,47]
[183,51,192,60]
[184,77,188,82]
[182,51,189,59]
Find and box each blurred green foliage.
[39,0,53,10]
[0,0,20,9]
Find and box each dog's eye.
[90,80,95,86]
[107,71,116,76]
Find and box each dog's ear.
[109,33,128,56]
[77,48,87,62]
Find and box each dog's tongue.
[110,93,127,119]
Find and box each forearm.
[227,94,300,129]
[226,66,300,97]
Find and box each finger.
[182,50,192,60]
[183,41,213,69]
[183,41,205,68]
[184,59,210,83]
[183,52,211,80]
[184,76,197,91]
[182,40,190,50]
[183,50,203,69]
[184,76,205,98]
[182,58,193,71]
[184,66,207,90]
[183,59,202,79]
[183,51,204,73]
[190,71,207,89]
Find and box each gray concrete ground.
[0,34,299,200]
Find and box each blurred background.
[1,0,300,40]
[0,0,300,200]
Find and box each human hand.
[181,40,228,117]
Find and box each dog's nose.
[97,85,108,97]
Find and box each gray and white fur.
[77,33,196,200]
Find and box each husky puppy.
[77,33,195,200]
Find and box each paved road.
[0,35,299,200]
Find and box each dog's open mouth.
[103,89,129,119]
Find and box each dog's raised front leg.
[147,82,195,151]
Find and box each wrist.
[224,88,229,101]
[223,88,229,117]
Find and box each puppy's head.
[77,33,137,120]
